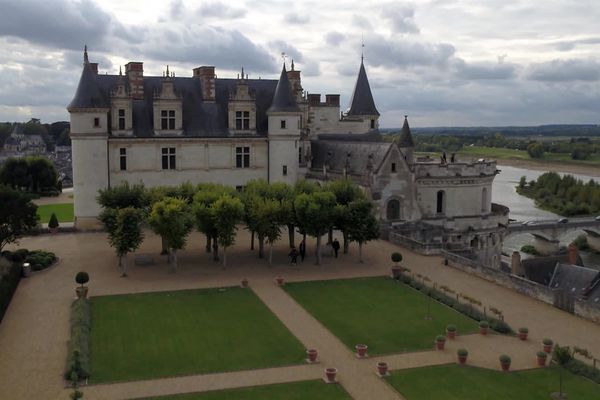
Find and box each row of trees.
[0,156,60,194]
[0,185,39,252]
[517,172,600,216]
[98,179,380,276]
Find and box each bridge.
[507,217,600,254]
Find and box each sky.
[1,0,600,128]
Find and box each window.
[280,120,286,129]
[235,111,250,130]
[235,185,245,192]
[94,117,100,127]
[386,199,401,220]
[161,110,176,130]
[436,190,445,214]
[391,163,396,173]
[481,187,488,212]
[161,147,176,170]
[283,165,288,176]
[119,148,127,171]
[236,146,250,168]
[370,119,375,129]
[118,109,126,130]
[298,147,303,163]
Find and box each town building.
[68,47,508,267]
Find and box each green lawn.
[457,146,600,166]
[284,277,478,355]
[36,203,74,223]
[139,380,351,400]
[90,287,306,383]
[386,364,600,399]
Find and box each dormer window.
[118,109,126,130]
[161,110,176,130]
[236,111,250,130]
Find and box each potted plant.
[377,361,389,376]
[537,350,548,367]
[325,367,337,383]
[499,354,511,371]
[518,327,529,341]
[355,344,368,358]
[457,348,469,365]
[48,212,59,234]
[543,338,554,353]
[306,349,318,363]
[241,278,249,288]
[446,324,457,339]
[435,335,446,350]
[391,252,403,278]
[275,276,284,286]
[75,271,89,299]
[479,320,489,335]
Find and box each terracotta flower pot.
[391,266,401,279]
[241,278,249,288]
[500,361,510,371]
[543,344,553,353]
[537,355,547,367]
[355,344,368,358]
[377,361,388,376]
[458,355,468,365]
[276,277,284,286]
[447,329,456,339]
[480,326,488,335]
[325,367,337,383]
[436,340,445,350]
[307,349,318,363]
[518,332,528,341]
[76,286,88,299]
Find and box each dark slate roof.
[522,253,584,285]
[398,116,414,147]
[316,131,383,142]
[346,60,379,117]
[310,136,391,175]
[267,64,300,113]
[68,61,108,110]
[549,264,600,298]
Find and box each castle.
[68,47,509,267]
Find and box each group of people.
[288,238,341,265]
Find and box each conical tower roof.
[398,115,414,147]
[67,48,107,111]
[347,59,379,116]
[268,63,300,113]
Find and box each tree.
[527,142,544,158]
[211,194,244,268]
[48,212,59,230]
[253,198,285,266]
[344,199,380,262]
[192,186,234,261]
[26,156,58,193]
[327,179,365,254]
[0,185,39,252]
[552,344,573,399]
[97,182,149,210]
[294,191,336,265]
[0,158,30,190]
[518,176,527,189]
[107,207,145,276]
[148,197,194,272]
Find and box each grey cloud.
[553,37,600,52]
[526,59,600,82]
[63,50,113,71]
[170,0,184,19]
[301,61,320,77]
[0,0,112,51]
[284,13,310,24]
[269,40,303,62]
[453,59,516,80]
[381,4,419,34]
[325,32,345,47]
[352,15,372,30]
[198,1,246,19]
[366,36,455,68]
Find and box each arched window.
[481,187,488,212]
[387,199,401,220]
[436,190,445,214]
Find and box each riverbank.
[495,158,600,178]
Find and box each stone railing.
[389,232,443,255]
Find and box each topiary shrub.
[64,298,91,381]
[48,213,59,230]
[537,351,548,358]
[446,324,457,332]
[499,354,511,363]
[479,320,489,328]
[543,338,554,346]
[436,335,446,342]
[75,271,89,288]
[391,252,403,266]
[457,348,469,357]
[25,250,56,271]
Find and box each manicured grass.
[90,287,306,383]
[386,364,600,399]
[36,203,74,223]
[284,277,478,355]
[140,380,351,400]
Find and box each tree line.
[0,156,60,195]
[0,120,70,150]
[517,172,600,216]
[98,179,380,276]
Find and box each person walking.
[332,238,340,258]
[299,239,306,262]
[288,246,298,266]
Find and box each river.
[493,165,600,268]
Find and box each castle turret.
[67,46,109,229]
[346,58,380,130]
[267,63,301,184]
[398,116,414,164]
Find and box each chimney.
[511,251,523,276]
[89,63,98,74]
[568,243,578,265]
[193,66,216,102]
[125,62,144,100]
[307,93,321,106]
[325,94,340,107]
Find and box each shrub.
[436,335,446,342]
[2,249,29,263]
[391,252,402,264]
[446,324,457,332]
[518,327,529,334]
[48,212,59,229]
[0,258,22,323]
[499,354,511,363]
[479,320,489,328]
[457,348,468,357]
[520,245,540,256]
[489,319,512,334]
[543,338,553,346]
[25,250,56,271]
[564,358,600,385]
[64,299,91,380]
[75,272,89,287]
[537,351,548,358]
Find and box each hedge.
[65,298,91,380]
[395,272,513,334]
[564,358,600,385]
[0,258,22,323]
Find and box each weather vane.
[281,52,288,66]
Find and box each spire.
[83,45,89,64]
[166,65,169,76]
[346,58,379,116]
[119,65,122,76]
[268,63,300,113]
[291,59,295,71]
[67,57,107,111]
[398,115,414,147]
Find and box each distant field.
[457,146,600,166]
[36,203,74,223]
